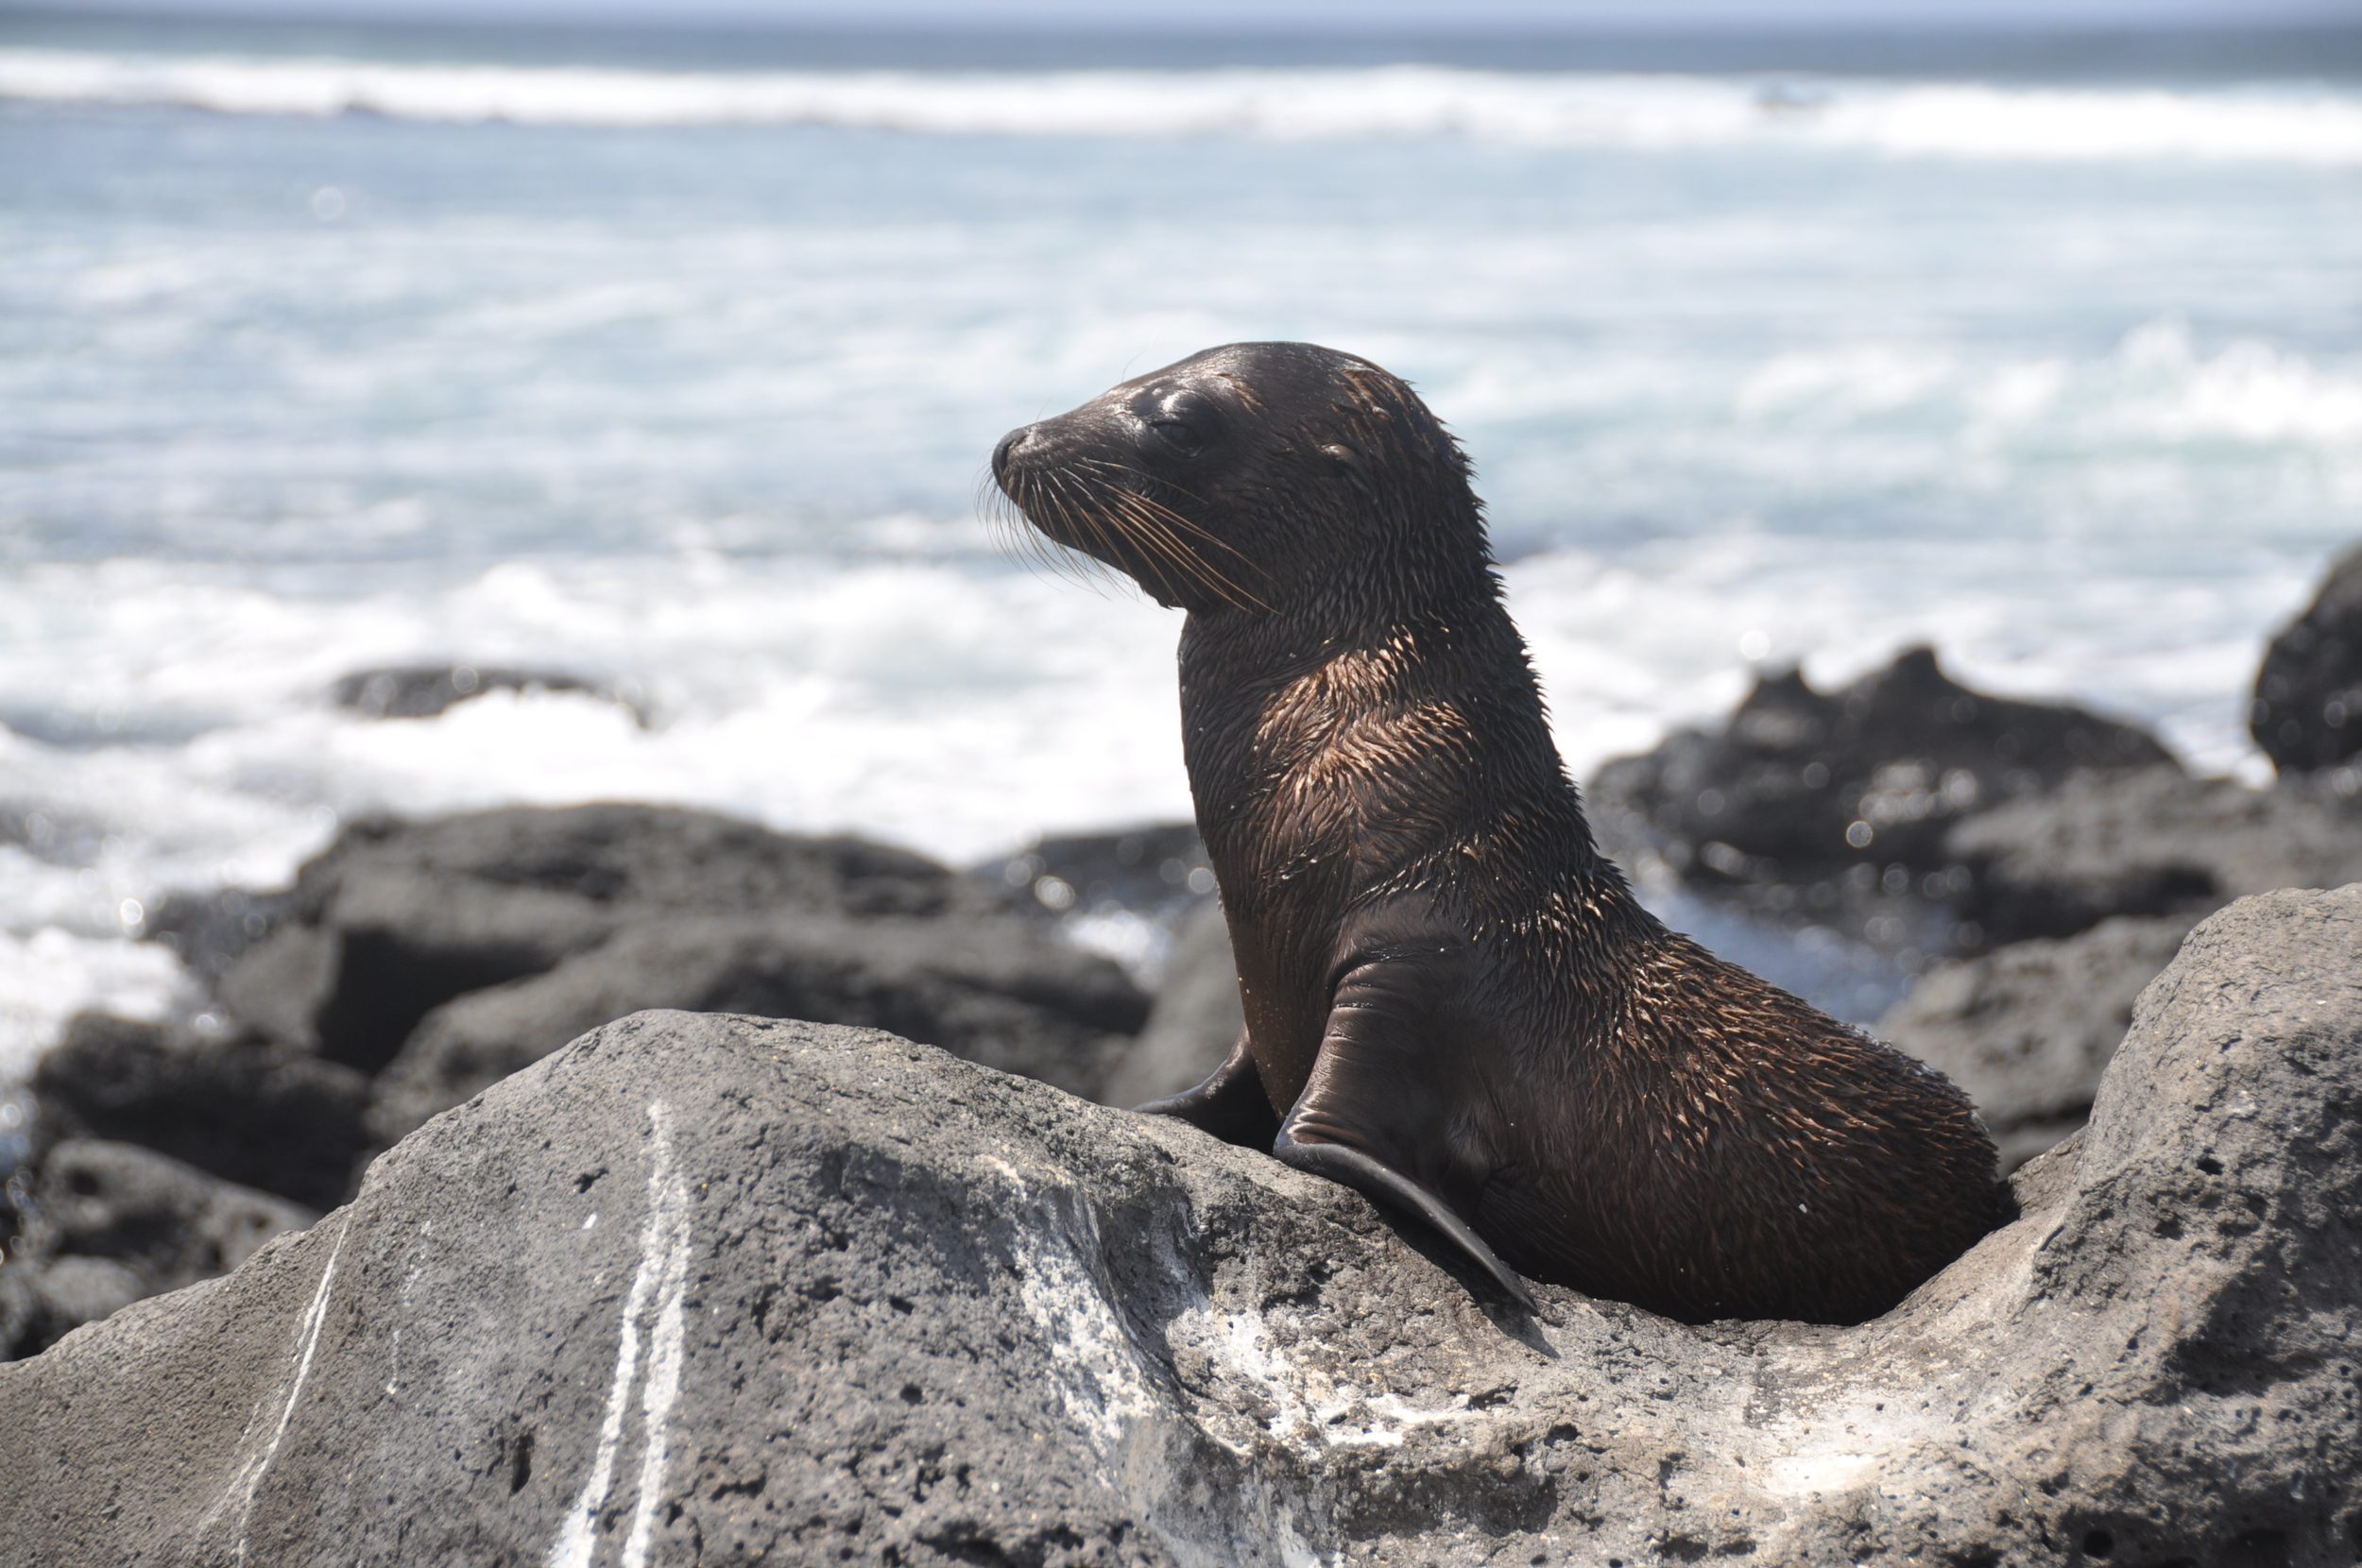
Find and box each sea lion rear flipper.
[1274,971,1536,1313]
[1133,1029,1281,1150]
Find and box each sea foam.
[4,49,2360,164]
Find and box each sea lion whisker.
[1120,497,1272,611]
[1073,476,1242,610]
[1073,457,1270,574]
[1059,464,1263,610]
[1104,489,1266,612]
[994,468,1114,599]
[1041,469,1133,601]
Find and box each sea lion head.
[990,342,1487,614]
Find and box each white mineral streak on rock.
[548,1100,692,1568]
[224,1209,352,1566]
[985,1152,1160,1453]
[621,1161,695,1568]
[1161,1295,1474,1454]
[385,1255,423,1401]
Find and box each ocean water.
[4,16,2360,1069]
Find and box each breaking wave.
[8,47,2362,163]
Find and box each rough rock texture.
[1101,897,1245,1110]
[328,663,648,724]
[7,884,2356,1566]
[0,1140,313,1360]
[9,807,1150,1360]
[29,1140,314,1299]
[368,912,1147,1147]
[1875,914,2196,1169]
[216,804,1009,1071]
[32,1013,369,1210]
[2252,541,2362,775]
[183,803,1142,1151]
[1588,645,2173,886]
[1949,763,2362,945]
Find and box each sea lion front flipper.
[1134,1029,1281,1150]
[1273,970,1536,1313]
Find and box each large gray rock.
[367,912,1146,1146]
[1588,644,2174,886]
[2252,541,2362,775]
[1949,763,2362,944]
[1876,914,2197,1169]
[0,1140,314,1361]
[1100,897,1243,1110]
[33,1013,369,1210]
[5,884,2358,1564]
[28,1140,315,1299]
[215,804,1004,1071]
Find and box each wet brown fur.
[992,343,2005,1324]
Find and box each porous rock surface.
[1874,913,2197,1169]
[0,1139,314,1361]
[5,885,2357,1566]
[1949,763,2362,945]
[368,910,1147,1147]
[5,806,1150,1360]
[1587,644,2173,886]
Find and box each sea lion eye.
[1138,389,1217,458]
[1149,418,1203,455]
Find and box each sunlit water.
[3,16,2359,1068]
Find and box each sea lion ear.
[1319,443,1375,496]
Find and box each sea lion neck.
[1175,577,1607,861]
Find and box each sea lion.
[990,342,2005,1323]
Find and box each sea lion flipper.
[1274,1133,1536,1314]
[1274,968,1535,1312]
[1134,1029,1282,1150]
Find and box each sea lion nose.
[992,425,1036,479]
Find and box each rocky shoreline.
[3,886,2357,1563]
[0,545,2357,1558]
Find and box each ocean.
[4,11,2360,1068]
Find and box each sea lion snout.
[989,424,1033,479]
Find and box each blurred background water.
[4,7,2359,1068]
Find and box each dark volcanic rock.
[6,883,2356,1565]
[2252,541,2362,775]
[0,1140,314,1360]
[216,804,1009,1071]
[1948,763,2362,945]
[1100,897,1243,1110]
[32,1139,314,1300]
[32,1013,369,1210]
[142,885,295,991]
[367,912,1147,1147]
[979,820,1213,920]
[1876,915,2196,1169]
[1588,644,2175,885]
[0,1268,34,1360]
[22,1257,144,1345]
[329,662,649,724]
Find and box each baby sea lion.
[990,342,2005,1323]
